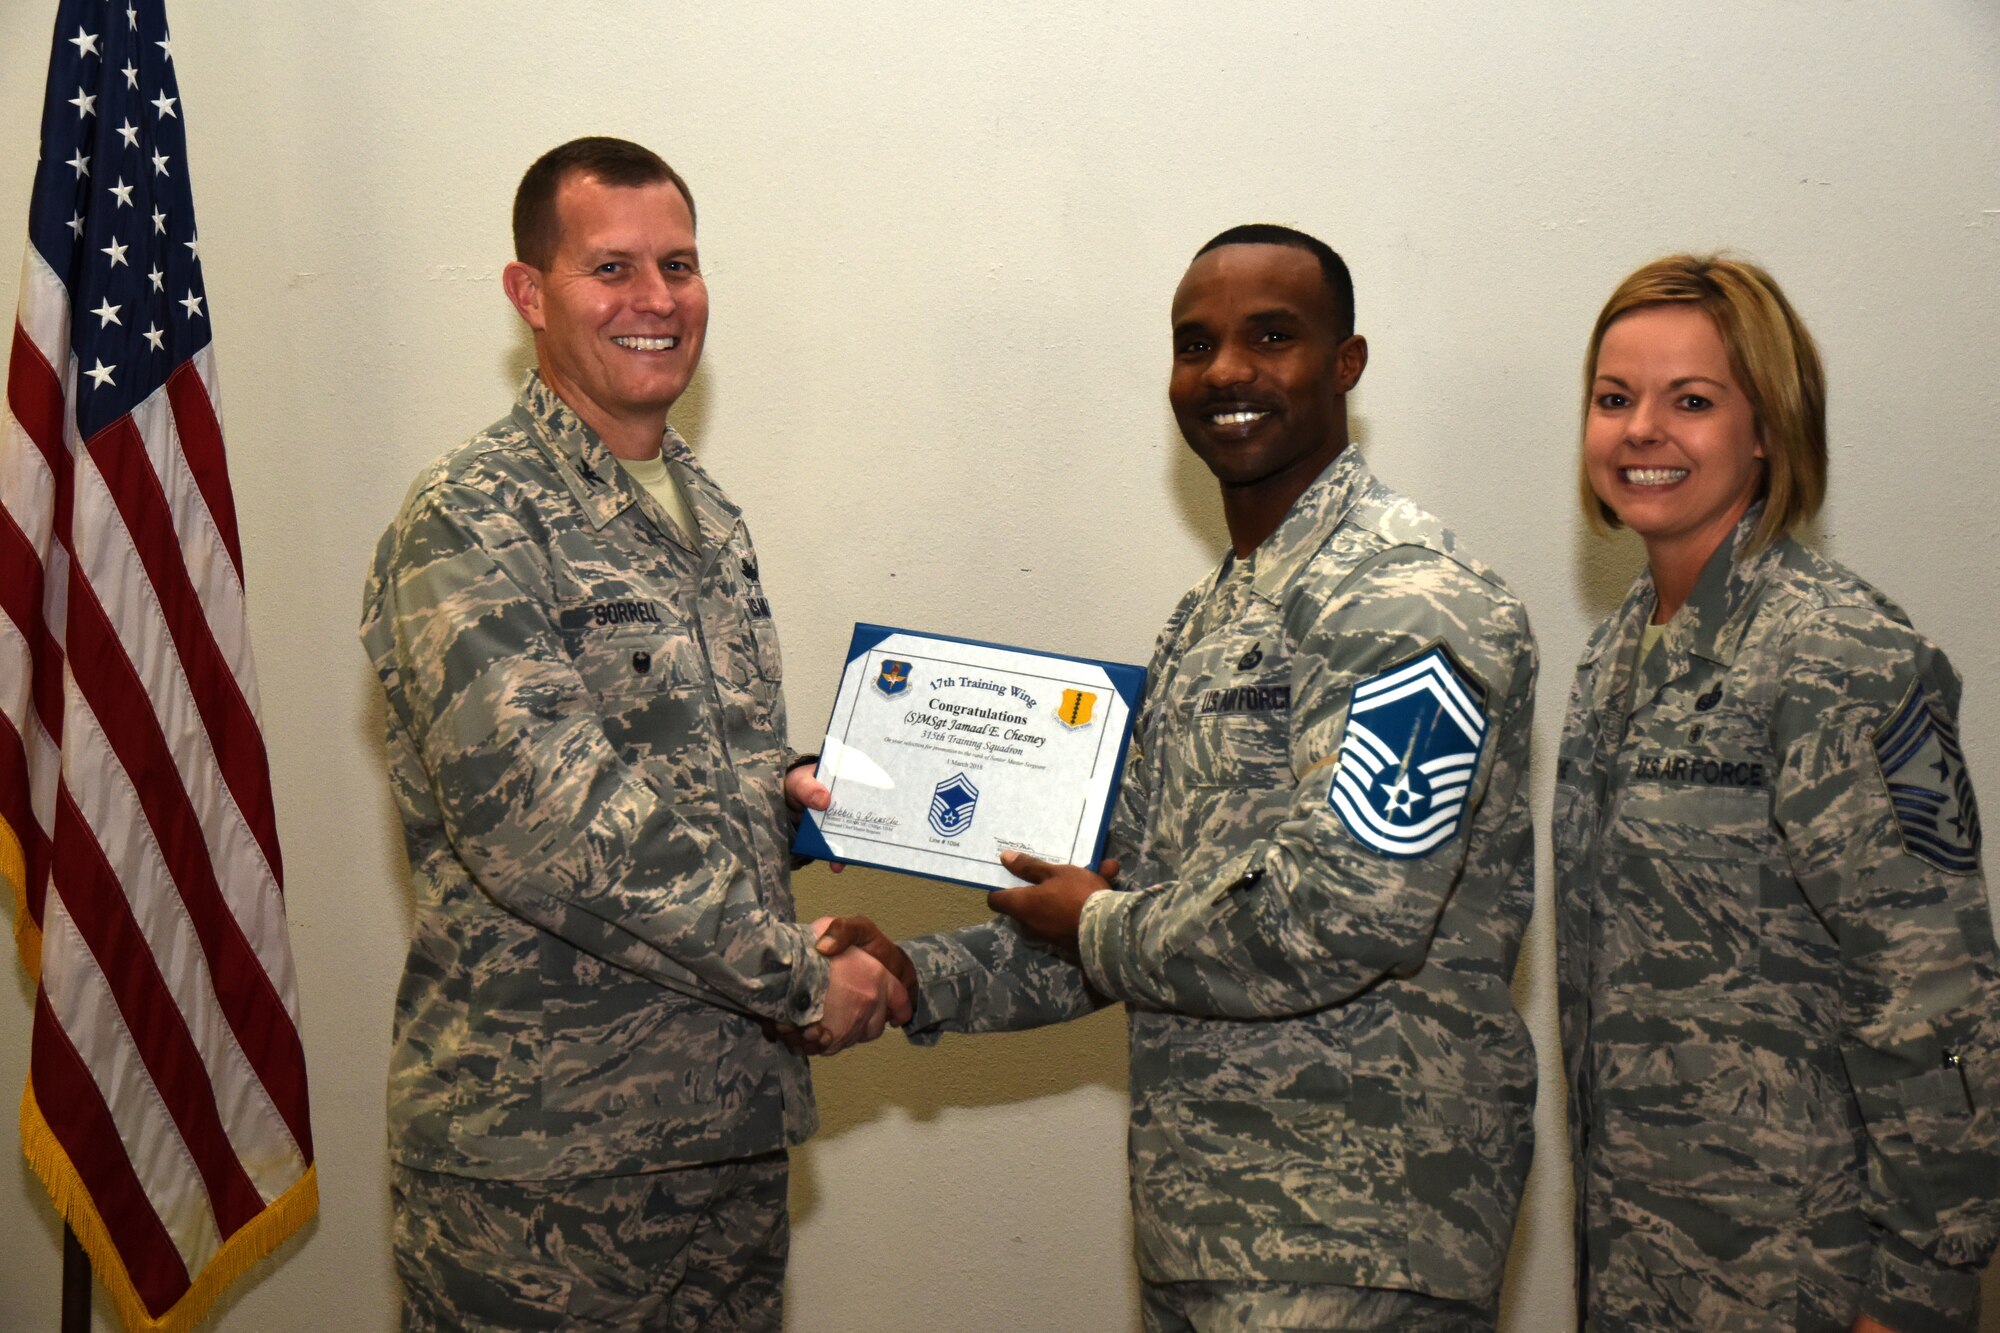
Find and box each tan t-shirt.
[615,450,698,547]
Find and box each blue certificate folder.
[791,623,1146,891]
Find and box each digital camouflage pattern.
[361,372,825,1181]
[391,1154,787,1330]
[1556,509,2000,1332]
[904,448,1538,1301]
[1140,1276,1491,1333]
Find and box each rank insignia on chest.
[1056,689,1098,729]
[1329,644,1489,858]
[876,659,912,696]
[1874,680,1981,873]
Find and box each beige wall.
[4,4,1998,1328]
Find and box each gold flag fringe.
[22,1081,319,1332]
[1,812,37,980]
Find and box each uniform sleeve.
[1772,607,2000,1332]
[363,484,827,1025]
[900,918,1110,1042]
[1078,547,1536,1019]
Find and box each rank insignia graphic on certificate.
[876,659,912,696]
[1056,688,1098,729]
[928,772,980,838]
[1328,644,1488,859]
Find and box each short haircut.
[1194,224,1355,336]
[512,137,696,269]
[1579,254,1827,555]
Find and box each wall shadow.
[1570,518,1645,624]
[1164,410,1228,554]
[787,863,1132,1225]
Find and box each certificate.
[792,624,1145,890]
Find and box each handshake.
[780,850,1126,1057]
[780,765,1121,1057]
[779,916,915,1056]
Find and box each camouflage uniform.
[1556,509,2000,1332]
[905,449,1539,1321]
[361,373,826,1324]
[392,1152,787,1331]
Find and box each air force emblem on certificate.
[1874,679,1981,873]
[929,772,980,838]
[876,659,912,696]
[1056,689,1098,729]
[1329,644,1488,859]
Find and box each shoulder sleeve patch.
[1873,679,1982,874]
[1328,641,1490,859]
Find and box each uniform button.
[632,651,652,674]
[1227,867,1264,894]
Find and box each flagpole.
[61,1223,91,1333]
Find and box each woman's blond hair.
[1579,254,1826,555]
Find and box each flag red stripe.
[52,789,267,1235]
[0,488,65,754]
[8,320,68,486]
[63,575,313,1155]
[164,364,243,580]
[0,708,52,920]
[30,991,192,1318]
[0,508,56,928]
[88,416,282,878]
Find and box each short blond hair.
[1579,254,1826,555]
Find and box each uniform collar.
[511,370,740,544]
[1671,505,1782,669]
[1592,505,1784,713]
[1247,446,1370,605]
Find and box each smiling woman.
[1555,255,2000,1332]
[1583,304,1766,615]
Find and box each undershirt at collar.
[614,450,698,548]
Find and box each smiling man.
[360,138,907,1330]
[824,225,1541,1329]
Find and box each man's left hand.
[783,764,832,817]
[782,764,843,872]
[988,852,1120,949]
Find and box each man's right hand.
[775,917,919,1056]
[809,924,913,1054]
[814,915,919,1001]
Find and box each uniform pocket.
[1185,708,1292,790]
[1598,784,1778,989]
[1586,1099,1804,1326]
[746,613,783,684]
[1894,1064,1987,1235]
[560,592,692,696]
[538,966,720,1119]
[1402,1087,1530,1297]
[1142,1029,1378,1231]
[1606,782,1773,861]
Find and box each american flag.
[2,1,316,1328]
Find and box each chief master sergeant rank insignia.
[1329,643,1489,859]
